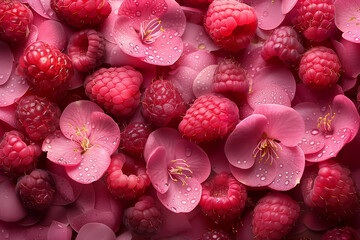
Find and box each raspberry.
[15,95,61,142]
[19,41,73,100]
[204,0,257,52]
[200,228,230,240]
[84,66,143,117]
[68,29,105,72]
[291,0,335,42]
[178,94,239,143]
[142,79,186,127]
[301,160,359,220]
[252,192,300,240]
[213,58,249,101]
[123,196,162,236]
[51,0,111,29]
[321,226,359,240]
[299,46,341,90]
[15,169,55,210]
[105,153,150,200]
[0,131,41,179]
[200,172,247,223]
[120,122,152,158]
[0,0,33,43]
[261,26,304,64]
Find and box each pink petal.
[206,141,231,174]
[0,41,13,85]
[118,0,167,23]
[252,0,285,30]
[192,65,216,99]
[39,0,58,20]
[238,102,254,119]
[65,147,111,184]
[254,104,305,146]
[0,104,17,128]
[169,66,197,104]
[333,38,360,78]
[72,184,96,212]
[225,114,268,169]
[0,69,29,107]
[40,205,69,226]
[68,209,117,232]
[157,178,202,213]
[337,74,357,92]
[67,69,84,90]
[47,221,72,240]
[28,0,51,19]
[176,49,217,72]
[42,131,83,166]
[334,0,360,33]
[181,6,203,24]
[342,30,360,43]
[37,20,66,51]
[11,24,39,61]
[303,209,332,231]
[99,1,122,43]
[248,83,292,108]
[50,172,76,205]
[268,146,305,191]
[146,146,170,194]
[235,210,254,239]
[281,0,298,14]
[76,223,116,240]
[161,0,186,36]
[182,23,220,51]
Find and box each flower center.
[140,18,165,44]
[317,106,336,133]
[68,124,92,154]
[253,134,282,165]
[168,159,193,186]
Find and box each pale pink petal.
[225,114,268,169]
[182,23,220,51]
[50,172,76,205]
[333,38,360,78]
[248,83,292,108]
[11,24,39,61]
[193,65,216,99]
[268,146,305,191]
[100,0,122,43]
[282,0,298,14]
[116,231,132,240]
[0,104,17,128]
[161,0,186,35]
[338,75,357,92]
[254,104,305,146]
[240,47,268,80]
[39,0,58,20]
[67,70,84,90]
[334,0,360,33]
[176,49,217,72]
[65,147,111,184]
[76,223,116,240]
[157,178,202,213]
[28,0,51,19]
[37,20,66,51]
[238,102,254,119]
[71,184,96,212]
[118,0,167,23]
[68,209,117,232]
[146,146,170,194]
[0,69,29,107]
[252,0,285,30]
[169,66,197,104]
[342,30,360,43]
[181,6,203,25]
[47,221,72,240]
[0,41,13,85]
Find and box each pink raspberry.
[200,172,247,223]
[105,153,151,200]
[252,192,300,240]
[321,226,359,240]
[301,160,359,220]
[142,79,186,127]
[200,228,230,240]
[120,122,152,158]
[204,0,257,52]
[124,195,162,236]
[15,169,55,210]
[68,29,105,72]
[15,95,61,142]
[0,131,41,179]
[179,94,239,143]
[51,0,111,29]
[84,66,143,117]
[299,46,341,90]
[261,26,304,64]
[291,0,335,42]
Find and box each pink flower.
[144,127,211,213]
[225,104,305,191]
[334,0,360,43]
[42,100,120,184]
[294,94,360,162]
[113,0,186,66]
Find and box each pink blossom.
[144,127,211,213]
[113,0,186,66]
[225,104,305,191]
[42,100,120,184]
[334,0,360,43]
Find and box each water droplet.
[181,200,187,205]
[186,187,191,192]
[263,11,269,17]
[311,129,319,135]
[185,147,192,157]
[135,10,141,16]
[190,199,196,204]
[260,176,266,181]
[284,180,289,185]
[279,164,283,168]
[310,141,315,145]
[171,207,177,212]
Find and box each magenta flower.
[144,128,211,213]
[113,0,186,66]
[42,100,120,184]
[294,94,360,162]
[225,104,305,191]
[334,0,360,43]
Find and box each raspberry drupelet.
[200,228,230,240]
[120,122,152,158]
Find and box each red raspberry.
[124,195,162,236]
[84,66,143,117]
[252,192,300,240]
[321,226,359,240]
[120,122,152,158]
[0,0,33,43]
[299,46,341,90]
[213,58,249,101]
[0,131,41,179]
[51,0,111,29]
[15,169,55,210]
[204,0,257,52]
[15,95,61,142]
[178,94,239,143]
[105,153,150,200]
[200,172,247,223]
[200,228,230,240]
[142,79,186,127]
[301,160,359,220]
[68,29,105,72]
[19,41,73,100]
[261,26,304,64]
[291,0,335,42]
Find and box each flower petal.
[161,0,186,35]
[251,0,285,30]
[157,178,202,213]
[333,38,360,78]
[192,65,217,99]
[225,114,268,169]
[0,68,29,107]
[65,147,111,184]
[76,223,116,240]
[334,0,360,33]
[118,0,167,23]
[47,221,72,240]
[99,1,122,43]
[50,172,76,205]
[268,145,305,191]
[182,23,220,51]
[281,0,298,14]
[146,146,170,194]
[68,209,117,232]
[248,83,292,108]
[342,30,360,43]
[0,104,17,128]
[37,20,66,51]
[169,66,198,104]
[254,104,305,146]
[0,41,13,85]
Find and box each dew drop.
[284,180,289,185]
[181,200,187,205]
[185,147,192,157]
[171,207,177,212]
[263,11,269,17]
[186,187,191,192]
[260,176,266,181]
[190,199,196,204]
[311,129,319,135]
